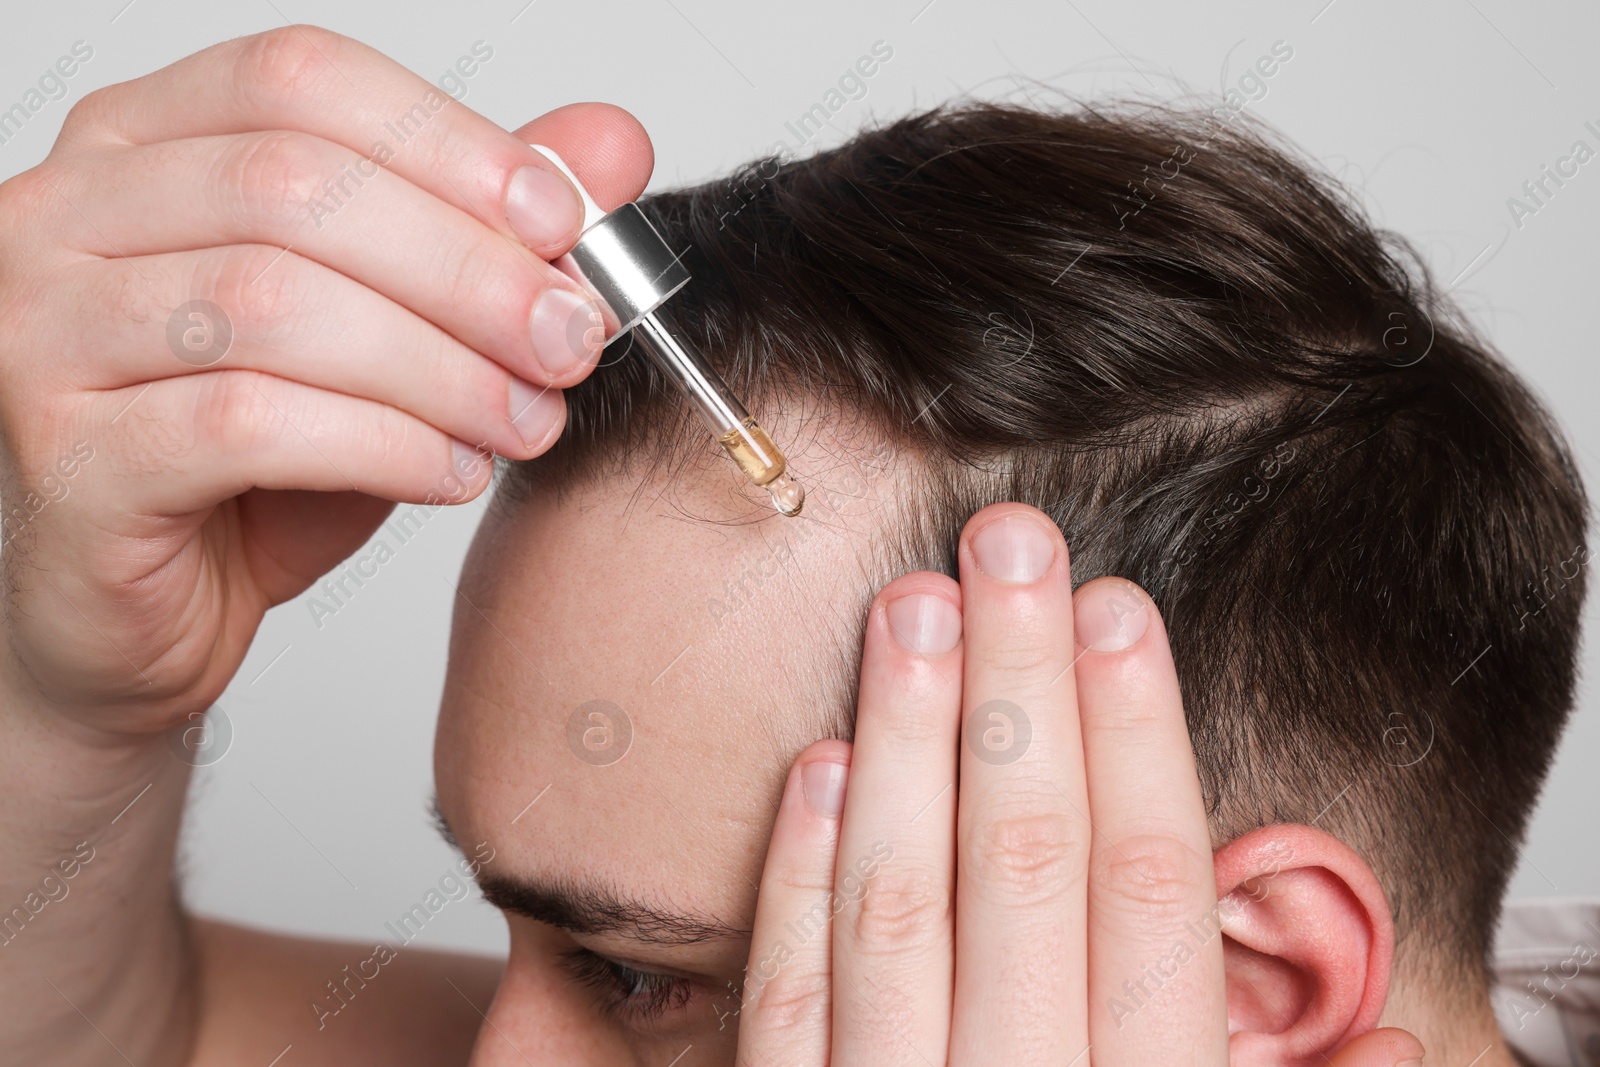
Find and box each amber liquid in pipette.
[717,416,805,517]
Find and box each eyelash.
[559,948,695,1025]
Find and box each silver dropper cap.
[528,145,804,517]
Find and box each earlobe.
[1212,825,1394,1066]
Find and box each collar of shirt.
[1493,898,1600,1067]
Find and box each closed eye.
[559,947,697,1025]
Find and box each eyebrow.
[430,797,748,946]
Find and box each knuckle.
[0,167,55,227]
[967,808,1086,907]
[224,131,331,227]
[192,370,281,458]
[438,233,519,321]
[61,86,114,137]
[373,404,420,484]
[871,697,949,749]
[748,965,830,1036]
[766,865,833,907]
[0,169,60,269]
[208,244,306,337]
[1086,698,1165,740]
[435,240,485,314]
[978,637,1058,678]
[239,25,343,104]
[848,873,950,955]
[1094,833,1209,920]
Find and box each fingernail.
[505,164,582,250]
[971,514,1055,583]
[885,593,961,655]
[509,378,563,450]
[530,287,599,380]
[1397,1061,1424,1067]
[1075,580,1149,652]
[801,760,848,817]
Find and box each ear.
[1212,825,1394,1066]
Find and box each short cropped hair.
[504,102,1589,990]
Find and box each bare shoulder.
[184,916,503,1067]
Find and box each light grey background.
[3,0,1595,959]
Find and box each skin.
[0,25,650,1065]
[0,23,1443,1067]
[432,431,1430,1067]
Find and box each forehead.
[434,427,903,924]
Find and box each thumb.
[1330,1027,1426,1067]
[509,102,654,212]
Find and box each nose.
[466,966,623,1066]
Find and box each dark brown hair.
[505,101,1588,988]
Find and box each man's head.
[433,101,1587,1063]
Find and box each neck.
[1381,977,1517,1066]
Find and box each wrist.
[0,663,200,1066]
[0,630,211,741]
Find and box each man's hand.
[0,25,651,728]
[0,26,651,1067]
[736,503,1426,1064]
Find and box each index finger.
[55,26,653,249]
[1072,577,1227,1065]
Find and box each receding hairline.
[498,97,1588,1000]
